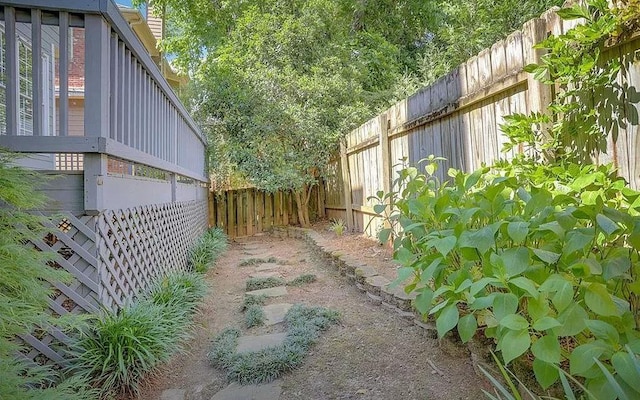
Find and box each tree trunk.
[294,186,312,227]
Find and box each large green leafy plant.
[371,1,640,398]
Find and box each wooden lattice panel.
[96,200,208,311]
[20,212,100,366]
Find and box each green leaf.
[556,4,591,21]
[585,320,620,345]
[390,267,413,288]
[531,335,561,363]
[499,314,529,330]
[533,359,559,389]
[500,329,531,365]
[378,228,392,244]
[570,340,610,376]
[508,276,538,297]
[611,351,640,394]
[502,247,530,278]
[602,253,631,280]
[394,247,415,266]
[596,214,619,235]
[585,283,619,317]
[532,248,560,265]
[493,293,519,322]
[470,277,499,296]
[459,226,497,255]
[414,288,434,315]
[564,229,594,255]
[556,303,588,336]
[431,236,457,257]
[507,222,529,244]
[436,304,459,338]
[539,275,574,313]
[373,204,386,214]
[533,316,562,331]
[458,314,477,343]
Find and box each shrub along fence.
[210,186,325,238]
[324,7,640,236]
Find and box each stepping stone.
[255,263,280,272]
[211,381,282,400]
[249,271,282,279]
[245,286,288,298]
[236,332,287,353]
[161,389,186,400]
[263,303,292,325]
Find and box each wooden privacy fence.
[325,7,640,237]
[210,187,325,238]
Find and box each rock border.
[270,226,494,378]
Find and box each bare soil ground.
[137,226,488,400]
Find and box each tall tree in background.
[146,0,562,226]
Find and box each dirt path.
[137,230,487,400]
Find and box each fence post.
[84,14,110,214]
[378,113,392,231]
[339,141,354,231]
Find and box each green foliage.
[287,274,318,286]
[242,294,268,311]
[208,304,339,384]
[328,218,347,236]
[238,256,278,267]
[246,277,286,291]
[372,3,640,397]
[0,149,93,399]
[69,271,206,398]
[244,304,266,328]
[189,227,228,273]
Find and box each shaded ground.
[137,227,488,400]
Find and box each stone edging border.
[269,226,494,379]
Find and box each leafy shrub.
[190,227,228,273]
[246,276,285,291]
[287,274,317,286]
[208,304,339,384]
[245,304,266,328]
[0,149,93,399]
[70,271,205,398]
[372,3,640,397]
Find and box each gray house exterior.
[0,0,208,365]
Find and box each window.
[0,28,35,136]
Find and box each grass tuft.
[208,304,340,384]
[244,304,266,328]
[238,256,278,267]
[246,277,286,291]
[241,294,267,311]
[69,271,206,398]
[189,228,228,273]
[287,274,317,286]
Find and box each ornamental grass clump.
[246,276,285,291]
[241,294,267,311]
[208,304,339,384]
[287,274,317,286]
[244,304,266,328]
[70,271,206,398]
[190,227,229,273]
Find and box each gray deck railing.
[0,0,207,213]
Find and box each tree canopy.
[145,0,562,225]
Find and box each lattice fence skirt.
[19,200,208,366]
[96,200,209,311]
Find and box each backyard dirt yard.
[136,223,489,400]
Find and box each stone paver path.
[249,271,282,279]
[255,263,280,272]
